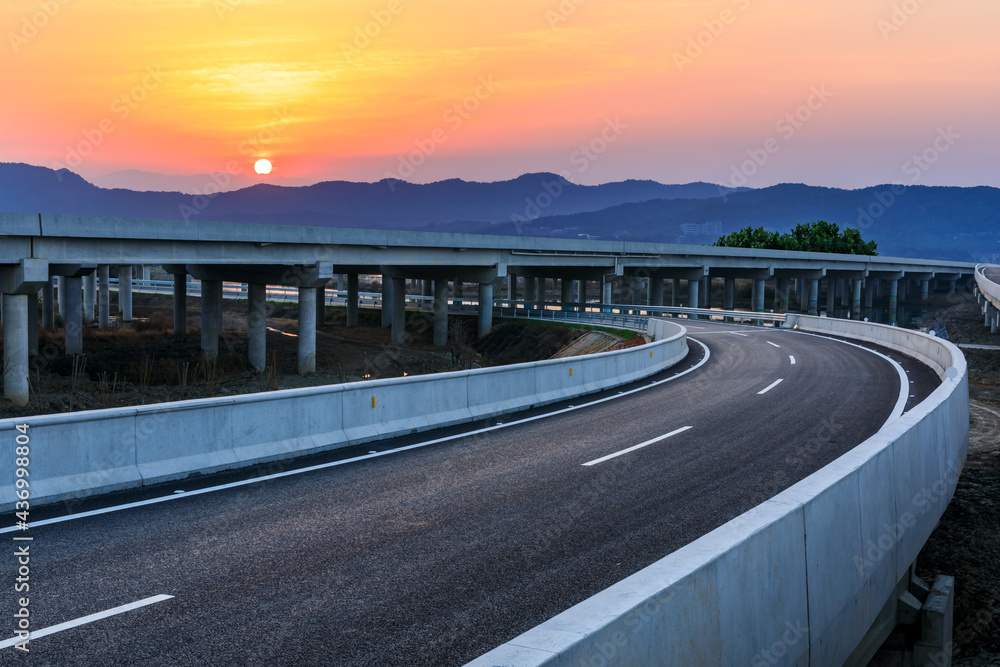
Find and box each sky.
[2,0,999,190]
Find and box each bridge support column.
[888,279,899,325]
[2,294,29,406]
[423,279,434,297]
[921,279,930,301]
[852,279,863,320]
[825,278,835,316]
[453,278,464,303]
[525,277,536,305]
[346,274,359,328]
[839,278,849,307]
[381,278,393,328]
[864,279,874,312]
[433,280,448,346]
[899,280,907,303]
[201,280,222,359]
[173,273,187,337]
[83,272,96,323]
[688,279,699,314]
[42,277,54,331]
[949,279,957,295]
[120,265,133,322]
[536,278,546,309]
[990,305,998,334]
[808,279,819,315]
[753,279,765,313]
[601,279,611,307]
[391,277,406,345]
[315,282,326,328]
[577,280,586,305]
[478,283,494,338]
[298,287,317,374]
[561,278,574,309]
[56,276,66,324]
[64,276,83,356]
[98,266,110,330]
[701,277,710,309]
[723,278,735,310]
[650,279,664,307]
[506,274,516,301]
[248,284,266,373]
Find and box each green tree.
[713,221,877,255]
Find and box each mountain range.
[1,162,997,262]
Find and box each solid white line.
[1,340,713,535]
[0,595,173,650]
[757,379,784,395]
[732,332,749,337]
[766,341,781,348]
[789,355,796,365]
[582,426,693,467]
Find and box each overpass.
[0,212,976,406]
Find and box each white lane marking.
[1,340,713,534]
[766,341,781,348]
[757,379,784,395]
[0,595,173,650]
[731,332,749,337]
[789,355,796,365]
[582,427,693,467]
[789,331,907,427]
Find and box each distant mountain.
[1,163,997,262]
[437,182,1000,262]
[90,169,315,194]
[0,163,740,228]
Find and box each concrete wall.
[468,317,968,666]
[975,264,1000,309]
[0,320,687,510]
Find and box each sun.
[254,158,272,175]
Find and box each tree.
[713,221,877,255]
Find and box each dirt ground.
[910,290,1000,665]
[0,293,634,418]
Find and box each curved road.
[1,321,939,665]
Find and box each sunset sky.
[2,0,999,189]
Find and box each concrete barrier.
[468,317,967,666]
[0,319,687,510]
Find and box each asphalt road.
[0,321,940,666]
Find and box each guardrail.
[469,314,968,666]
[975,263,1000,306]
[0,314,687,510]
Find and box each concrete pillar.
[2,294,29,406]
[525,276,537,304]
[888,279,899,325]
[799,280,808,312]
[381,277,392,328]
[839,279,849,307]
[629,276,642,305]
[688,279,700,310]
[42,277,54,330]
[453,279,464,300]
[753,279,765,313]
[423,280,434,297]
[141,265,151,281]
[808,279,819,315]
[506,274,516,301]
[991,306,998,334]
[536,278,546,308]
[825,278,835,315]
[298,287,317,374]
[56,275,66,323]
[347,273,359,328]
[313,282,325,328]
[864,279,874,310]
[949,279,957,295]
[602,279,612,306]
[391,277,406,345]
[702,277,710,309]
[201,279,222,359]
[27,292,38,356]
[433,280,448,347]
[248,284,266,373]
[577,280,586,304]
[898,280,907,303]
[173,273,187,336]
[777,278,790,313]
[64,275,83,356]
[849,279,861,320]
[650,279,664,307]
[561,278,574,307]
[478,283,494,338]
[921,279,930,301]
[672,279,680,306]
[98,265,110,330]
[120,265,133,322]
[83,272,96,323]
[986,305,993,328]
[724,278,735,310]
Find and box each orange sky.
[2,0,999,188]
